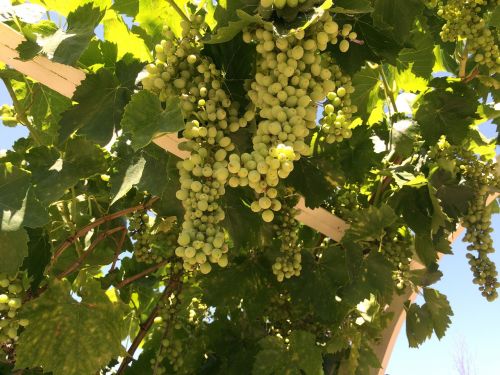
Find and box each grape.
[319,60,357,144]
[382,227,413,290]
[271,192,303,281]
[0,272,28,346]
[431,143,500,300]
[233,12,356,221]
[432,0,499,76]
[142,13,239,273]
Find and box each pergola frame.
[1,22,497,375]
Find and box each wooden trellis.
[1,22,498,375]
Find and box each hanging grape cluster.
[319,59,357,144]
[234,12,356,222]
[271,192,303,281]
[0,273,29,346]
[151,289,184,374]
[430,0,500,76]
[129,211,156,264]
[381,227,414,290]
[142,14,246,273]
[459,153,500,301]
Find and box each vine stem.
[379,67,398,114]
[48,197,159,272]
[1,77,44,145]
[116,259,169,289]
[166,0,190,24]
[458,44,469,79]
[116,274,182,374]
[56,226,127,279]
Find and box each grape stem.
[116,273,182,375]
[378,66,398,113]
[1,76,44,146]
[166,0,191,24]
[115,259,170,289]
[48,197,159,273]
[458,44,468,79]
[56,226,127,279]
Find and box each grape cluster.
[460,155,500,301]
[432,0,500,75]
[151,291,184,374]
[236,13,355,221]
[260,0,319,9]
[381,227,413,290]
[271,193,303,281]
[129,212,158,264]
[0,273,29,345]
[142,14,246,273]
[319,60,357,144]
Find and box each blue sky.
[1,80,499,375]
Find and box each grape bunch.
[142,14,247,273]
[432,0,500,76]
[151,290,184,374]
[260,0,320,9]
[271,192,303,281]
[460,154,500,301]
[235,12,355,222]
[381,227,414,290]
[319,59,357,144]
[0,273,29,346]
[128,211,159,264]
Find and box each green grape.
[142,13,238,274]
[319,60,357,144]
[0,272,28,346]
[236,12,357,221]
[382,227,413,289]
[433,0,499,76]
[431,143,500,300]
[128,211,162,264]
[271,192,303,281]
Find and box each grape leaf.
[350,64,381,121]
[253,330,323,375]
[121,90,184,151]
[59,68,130,146]
[343,204,398,242]
[332,0,373,14]
[0,228,28,275]
[422,288,453,339]
[398,31,435,79]
[110,155,146,205]
[34,137,108,204]
[372,0,424,44]
[287,158,332,209]
[0,163,48,231]
[16,279,127,375]
[415,78,478,145]
[22,228,51,290]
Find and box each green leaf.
[287,158,332,209]
[0,163,48,231]
[350,64,381,120]
[415,234,438,267]
[22,228,51,290]
[488,6,500,28]
[0,229,29,276]
[422,288,453,339]
[103,10,151,61]
[405,301,434,348]
[34,137,108,204]
[52,4,105,64]
[398,31,435,79]
[332,0,373,14]
[110,156,146,205]
[59,68,130,146]
[253,331,323,375]
[372,0,424,44]
[16,279,127,375]
[343,204,398,242]
[121,91,184,151]
[415,79,478,145]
